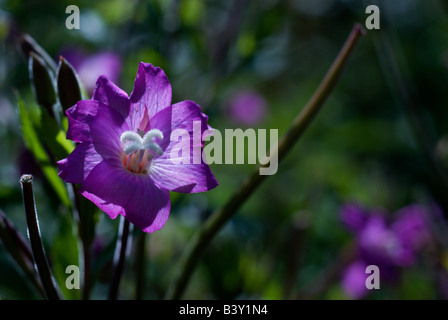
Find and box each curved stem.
[20,174,61,300]
[108,216,132,300]
[165,23,366,300]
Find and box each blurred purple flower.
[339,203,431,299]
[59,48,122,96]
[225,89,267,126]
[339,203,369,233]
[58,62,218,232]
[341,260,369,299]
[357,214,401,266]
[391,204,430,253]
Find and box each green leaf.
[19,34,57,75]
[56,57,82,112]
[0,209,46,298]
[29,53,57,118]
[56,130,75,155]
[16,93,71,208]
[34,108,72,161]
[51,212,81,300]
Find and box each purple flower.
[341,260,369,299]
[59,48,122,95]
[391,204,430,266]
[58,62,218,232]
[339,203,369,233]
[357,214,401,266]
[339,202,432,298]
[391,204,429,250]
[226,89,267,126]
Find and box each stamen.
[120,129,164,174]
[145,142,163,156]
[142,129,164,144]
[143,129,164,156]
[120,131,143,154]
[121,131,143,143]
[123,141,142,155]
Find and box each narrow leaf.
[19,34,57,74]
[0,209,45,298]
[29,53,57,118]
[16,93,71,208]
[56,130,75,155]
[35,108,72,160]
[57,57,82,112]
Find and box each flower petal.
[150,162,218,193]
[66,100,100,143]
[92,75,130,120]
[149,100,218,193]
[150,100,209,139]
[79,161,136,220]
[57,142,103,184]
[79,160,170,232]
[129,62,172,130]
[79,52,122,95]
[121,175,171,233]
[88,100,130,161]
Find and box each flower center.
[120,129,164,174]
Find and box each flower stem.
[20,174,61,300]
[69,184,95,300]
[108,216,132,300]
[134,232,147,300]
[165,23,366,300]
